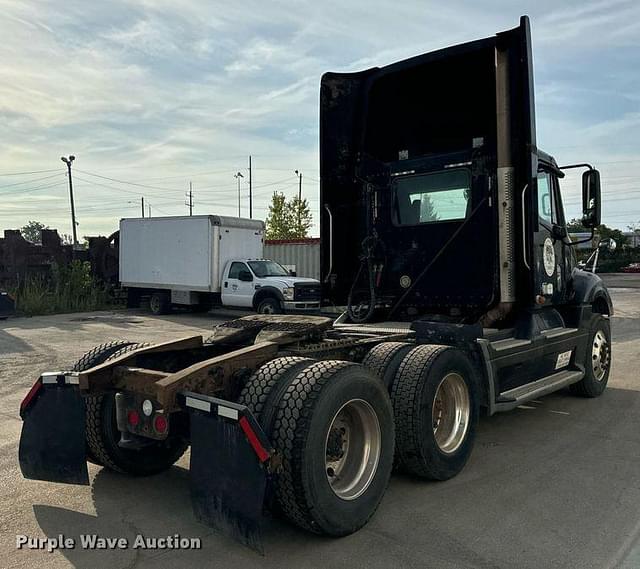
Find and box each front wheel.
[570,315,611,398]
[257,297,283,314]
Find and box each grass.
[11,260,111,316]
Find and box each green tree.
[566,218,628,247]
[290,196,313,238]
[265,192,294,239]
[566,218,588,232]
[265,192,313,239]
[20,220,49,244]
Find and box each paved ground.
[1,278,639,569]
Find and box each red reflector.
[154,414,168,433]
[127,410,140,427]
[20,379,42,418]
[239,416,270,463]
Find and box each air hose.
[346,234,378,323]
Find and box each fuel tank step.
[495,369,584,411]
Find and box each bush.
[12,260,110,316]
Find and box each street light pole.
[61,155,78,248]
[234,172,244,217]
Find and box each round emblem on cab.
[399,275,412,289]
[543,238,555,277]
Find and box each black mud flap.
[181,391,273,554]
[19,373,89,485]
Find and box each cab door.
[221,261,255,308]
[532,166,568,305]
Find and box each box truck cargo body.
[119,215,320,314]
[120,216,264,293]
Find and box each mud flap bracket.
[180,391,273,553]
[19,373,89,485]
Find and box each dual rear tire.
[239,344,479,536]
[239,358,395,536]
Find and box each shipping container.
[264,238,320,280]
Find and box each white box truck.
[119,215,320,315]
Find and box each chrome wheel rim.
[325,399,381,501]
[150,296,160,313]
[432,373,470,454]
[592,330,610,381]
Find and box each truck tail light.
[127,410,140,427]
[154,414,168,434]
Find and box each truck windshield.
[393,169,471,225]
[248,260,290,278]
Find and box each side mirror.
[238,269,253,282]
[598,237,617,253]
[582,169,601,228]
[289,270,297,277]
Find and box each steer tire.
[362,342,414,390]
[392,344,478,481]
[257,297,283,315]
[570,315,611,398]
[272,361,394,535]
[74,341,187,475]
[237,357,314,435]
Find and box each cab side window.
[228,262,248,279]
[537,171,555,225]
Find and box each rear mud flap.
[19,374,89,485]
[182,392,273,553]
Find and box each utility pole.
[234,172,244,217]
[61,155,78,248]
[295,169,303,235]
[186,182,193,216]
[141,196,145,218]
[248,155,253,219]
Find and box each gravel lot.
[1,276,639,569]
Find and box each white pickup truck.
[119,215,321,315]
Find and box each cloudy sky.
[1,0,639,238]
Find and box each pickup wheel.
[272,361,394,535]
[149,292,170,315]
[362,342,414,389]
[570,315,611,397]
[256,297,283,314]
[391,345,478,480]
[237,357,314,435]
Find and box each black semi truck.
[19,16,612,551]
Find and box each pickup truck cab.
[221,258,320,314]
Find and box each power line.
[0,180,68,196]
[74,169,185,192]
[0,168,60,176]
[0,172,65,190]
